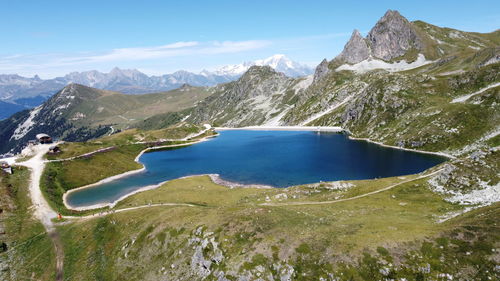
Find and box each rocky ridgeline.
[367,10,423,61]
[185,66,300,127]
[339,10,423,63]
[337,30,370,64]
[314,10,426,81]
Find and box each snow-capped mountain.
[0,54,313,119]
[211,54,313,77]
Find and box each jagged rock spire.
[367,9,422,60]
[313,59,330,82]
[337,29,370,64]
[333,10,424,64]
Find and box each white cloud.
[0,39,271,77]
[0,40,270,66]
[0,32,346,78]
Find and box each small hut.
[48,145,61,154]
[0,161,12,174]
[36,133,52,144]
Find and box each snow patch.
[451,82,500,103]
[482,55,500,67]
[437,69,465,76]
[10,105,42,140]
[293,75,313,92]
[300,94,355,125]
[53,103,71,113]
[336,54,433,74]
[263,107,290,126]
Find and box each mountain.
[0,55,312,120]
[142,9,499,209]
[315,9,500,79]
[0,100,26,119]
[177,66,310,128]
[0,83,213,154]
[61,67,234,94]
[211,54,313,77]
[0,74,66,102]
[336,10,426,64]
[2,9,500,280]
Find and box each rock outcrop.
[338,29,370,64]
[313,59,330,82]
[335,10,424,64]
[367,10,423,61]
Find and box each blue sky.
[1,0,498,78]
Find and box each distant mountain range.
[0,55,313,119]
[209,54,313,77]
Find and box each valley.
[0,8,498,281]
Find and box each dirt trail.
[16,144,63,281]
[49,230,64,281]
[261,169,443,207]
[63,202,196,221]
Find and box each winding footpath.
[17,144,58,228]
[260,168,444,207]
[15,144,63,281]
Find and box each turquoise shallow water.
[66,130,447,207]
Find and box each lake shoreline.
[214,126,344,132]
[62,135,218,211]
[347,136,455,159]
[64,173,274,211]
[63,126,451,211]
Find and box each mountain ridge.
[0,83,214,154]
[1,8,500,280]
[0,54,312,100]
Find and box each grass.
[306,64,499,153]
[46,124,203,161]
[0,168,56,281]
[42,144,144,214]
[55,84,213,130]
[116,176,271,208]
[50,172,490,280]
[40,124,216,215]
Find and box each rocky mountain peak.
[337,29,370,64]
[313,59,330,82]
[241,65,277,78]
[367,9,423,61]
[54,83,104,103]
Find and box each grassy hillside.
[40,124,216,214]
[69,85,213,129]
[53,174,498,280]
[0,168,56,281]
[0,83,213,154]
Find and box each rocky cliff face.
[338,30,371,64]
[334,10,425,65]
[313,59,330,82]
[367,10,423,60]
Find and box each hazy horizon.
[1,0,499,78]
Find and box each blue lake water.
[66,130,447,207]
